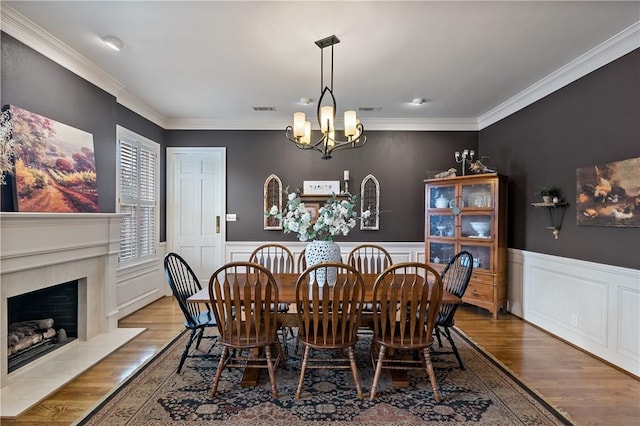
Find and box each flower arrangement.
[267,190,370,242]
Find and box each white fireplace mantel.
[0,212,144,418]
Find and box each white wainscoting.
[114,242,171,319]
[508,249,639,377]
[224,241,426,267]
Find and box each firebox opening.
[7,280,79,373]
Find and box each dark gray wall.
[479,49,640,269]
[0,33,165,217]
[1,33,116,212]
[165,130,477,242]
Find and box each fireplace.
[1,212,145,419]
[7,280,79,373]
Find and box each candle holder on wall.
[343,169,350,194]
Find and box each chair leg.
[177,328,197,374]
[264,345,278,399]
[434,325,444,348]
[422,347,441,403]
[295,345,311,399]
[443,326,465,370]
[194,327,205,349]
[210,346,229,398]
[347,346,363,399]
[369,344,386,400]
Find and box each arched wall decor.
[360,174,380,230]
[263,174,283,230]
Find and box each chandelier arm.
[285,126,331,154]
[326,135,368,156]
[316,86,337,129]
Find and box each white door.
[167,147,226,284]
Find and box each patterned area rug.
[75,328,575,425]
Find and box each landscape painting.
[7,105,99,212]
[576,156,640,227]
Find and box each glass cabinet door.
[461,182,493,209]
[428,214,455,238]
[428,185,455,209]
[460,214,493,239]
[428,242,455,265]
[460,244,491,271]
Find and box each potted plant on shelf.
[537,186,559,203]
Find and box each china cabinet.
[424,173,507,319]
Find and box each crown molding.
[165,117,479,131]
[116,90,167,128]
[478,21,640,130]
[1,5,126,98]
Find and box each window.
[116,126,160,263]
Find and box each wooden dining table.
[188,272,461,324]
[187,272,461,388]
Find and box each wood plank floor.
[2,297,638,425]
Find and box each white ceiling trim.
[478,21,640,130]
[116,90,168,129]
[165,117,479,131]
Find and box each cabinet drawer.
[470,272,494,285]
[464,282,494,302]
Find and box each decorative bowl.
[469,221,490,237]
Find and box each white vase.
[305,240,341,286]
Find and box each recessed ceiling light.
[102,35,124,51]
[412,98,425,105]
[299,98,312,105]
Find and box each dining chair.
[347,244,393,315]
[297,247,307,273]
[164,252,217,374]
[294,262,365,399]
[208,262,282,399]
[347,243,393,275]
[432,251,473,369]
[249,243,295,352]
[249,243,295,273]
[369,262,443,402]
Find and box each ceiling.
[3,1,639,130]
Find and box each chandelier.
[285,35,366,160]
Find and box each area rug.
[75,328,575,425]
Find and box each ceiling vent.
[358,107,381,112]
[252,106,277,112]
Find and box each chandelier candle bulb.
[344,170,349,181]
[301,121,311,144]
[320,106,334,132]
[344,111,357,137]
[293,112,306,137]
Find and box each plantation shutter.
[118,134,158,262]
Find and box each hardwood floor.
[3,297,638,425]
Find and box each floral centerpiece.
[267,189,370,282]
[268,190,369,242]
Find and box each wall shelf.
[531,201,568,239]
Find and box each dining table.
[187,272,461,388]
